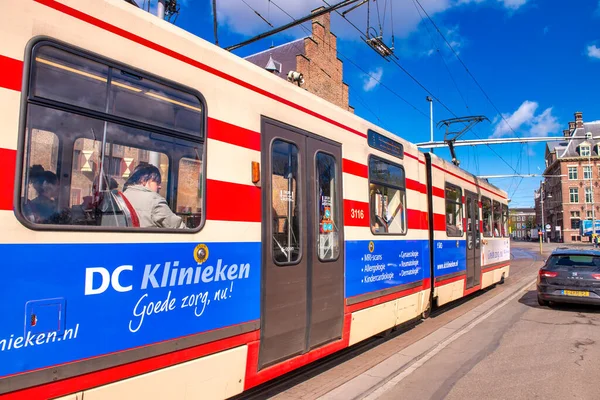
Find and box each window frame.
[502,204,509,237]
[444,182,464,238]
[270,138,303,266]
[368,155,407,236]
[492,200,502,237]
[580,145,591,157]
[568,166,578,180]
[481,196,493,237]
[314,150,341,262]
[570,187,579,203]
[15,38,208,233]
[583,165,592,180]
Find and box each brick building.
[540,111,600,243]
[509,207,535,240]
[245,7,354,113]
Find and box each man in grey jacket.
[123,165,187,229]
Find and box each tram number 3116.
[351,209,365,219]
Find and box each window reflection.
[482,197,493,237]
[22,43,204,231]
[271,140,301,264]
[445,184,463,237]
[316,152,339,260]
[369,157,406,234]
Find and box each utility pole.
[157,0,165,19]
[426,96,433,153]
[540,185,545,254]
[212,0,219,46]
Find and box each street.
[376,242,600,400]
[260,241,600,400]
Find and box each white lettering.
[111,265,133,292]
[85,267,110,295]
[141,264,161,289]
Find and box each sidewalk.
[317,254,542,400]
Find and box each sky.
[140,0,600,207]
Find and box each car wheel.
[537,295,549,307]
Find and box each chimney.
[569,121,576,131]
[575,111,583,128]
[563,129,570,137]
[311,6,331,36]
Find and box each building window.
[20,43,205,230]
[445,183,463,237]
[584,166,592,180]
[580,145,591,157]
[571,211,580,230]
[587,211,593,219]
[568,166,578,180]
[586,187,593,203]
[570,188,579,203]
[369,157,407,235]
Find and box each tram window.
[493,200,502,237]
[111,68,202,137]
[31,46,109,112]
[316,152,339,261]
[502,204,509,237]
[482,197,493,237]
[445,183,463,237]
[20,43,204,231]
[177,158,203,228]
[271,140,301,264]
[369,156,406,235]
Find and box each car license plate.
[562,290,589,297]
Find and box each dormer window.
[580,144,591,157]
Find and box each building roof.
[244,38,306,80]
[510,207,535,213]
[549,121,600,159]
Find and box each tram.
[0,1,510,399]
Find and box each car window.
[546,255,600,269]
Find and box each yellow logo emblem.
[194,244,209,264]
[368,241,375,253]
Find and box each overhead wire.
[241,0,273,27]
[268,0,430,120]
[322,0,521,176]
[411,0,469,111]
[412,0,529,185]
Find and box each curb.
[317,273,539,400]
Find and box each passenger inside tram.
[25,165,64,224]
[123,165,187,229]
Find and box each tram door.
[465,191,481,288]
[259,118,345,369]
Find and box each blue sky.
[141,0,600,207]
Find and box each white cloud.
[498,0,529,10]
[362,67,383,92]
[530,107,560,137]
[587,44,600,59]
[492,101,560,138]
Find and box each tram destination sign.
[368,129,404,159]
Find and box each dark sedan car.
[537,248,600,306]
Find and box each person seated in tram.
[25,165,66,224]
[123,164,187,229]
